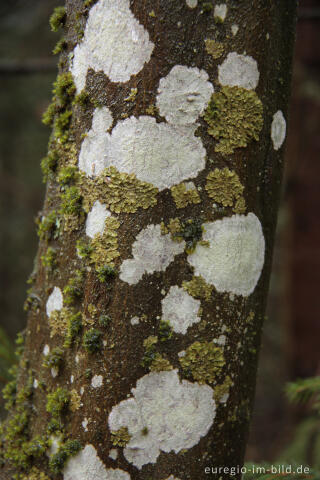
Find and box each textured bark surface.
[1,1,296,479]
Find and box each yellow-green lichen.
[204,86,263,154]
[111,427,131,447]
[49,307,72,337]
[205,168,244,207]
[22,467,51,480]
[90,216,120,269]
[63,270,84,305]
[233,195,246,214]
[179,341,225,384]
[182,275,213,301]
[214,375,233,403]
[79,167,158,214]
[205,39,224,59]
[70,389,81,412]
[171,182,201,209]
[149,354,173,372]
[124,88,138,102]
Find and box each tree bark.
[0,1,297,479]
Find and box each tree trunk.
[0,1,297,479]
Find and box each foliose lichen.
[171,182,201,209]
[205,168,244,207]
[204,86,263,154]
[182,275,213,301]
[205,39,224,59]
[179,341,225,384]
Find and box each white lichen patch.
[71,0,154,92]
[64,445,130,480]
[120,224,185,284]
[214,4,227,21]
[108,370,215,469]
[271,110,286,150]
[79,107,113,177]
[187,213,265,296]
[86,201,111,238]
[46,287,63,317]
[186,0,197,7]
[161,286,201,334]
[91,374,103,388]
[43,344,50,356]
[82,418,89,432]
[130,316,140,325]
[231,24,239,36]
[109,449,118,460]
[218,52,259,90]
[156,66,213,125]
[107,116,206,190]
[33,379,39,389]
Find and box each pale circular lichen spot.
[161,286,201,334]
[218,52,259,90]
[108,370,215,469]
[186,0,197,7]
[187,213,265,296]
[156,65,214,125]
[46,286,63,317]
[271,110,286,150]
[63,444,131,480]
[85,201,111,239]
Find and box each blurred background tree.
[0,0,319,470]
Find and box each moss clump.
[159,320,173,342]
[111,427,131,447]
[96,265,117,283]
[42,101,56,127]
[83,328,103,353]
[179,341,225,384]
[41,247,57,272]
[171,182,201,209]
[40,150,59,182]
[43,347,64,370]
[53,73,76,109]
[49,6,66,32]
[22,467,51,480]
[80,167,158,214]
[205,168,244,207]
[141,336,158,368]
[90,217,120,269]
[63,270,84,305]
[150,354,173,372]
[204,86,263,154]
[182,275,213,301]
[64,311,82,348]
[37,210,60,242]
[46,388,70,418]
[99,315,111,328]
[175,218,204,253]
[74,90,90,107]
[53,36,67,55]
[202,2,213,13]
[57,166,78,185]
[205,39,224,59]
[214,376,233,403]
[76,238,93,259]
[49,439,81,474]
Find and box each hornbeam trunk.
[0,1,297,479]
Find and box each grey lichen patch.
[205,39,224,59]
[111,427,131,447]
[90,216,120,269]
[179,341,225,384]
[205,168,244,208]
[171,182,201,209]
[204,86,263,154]
[182,276,213,301]
[79,167,158,214]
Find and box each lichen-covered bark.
[0,1,297,479]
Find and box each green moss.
[205,168,244,207]
[74,90,90,107]
[159,320,173,342]
[42,102,56,127]
[202,2,213,12]
[141,336,158,368]
[37,210,60,242]
[46,388,70,418]
[53,36,67,55]
[43,347,64,370]
[111,427,131,447]
[64,312,82,348]
[179,341,225,384]
[76,238,93,259]
[49,439,81,474]
[173,218,204,253]
[182,275,213,301]
[60,186,82,216]
[54,109,72,143]
[53,73,76,108]
[49,6,66,32]
[99,315,111,328]
[57,166,78,185]
[63,270,84,305]
[40,150,58,182]
[41,247,57,272]
[204,86,263,154]
[96,265,117,283]
[83,328,103,353]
